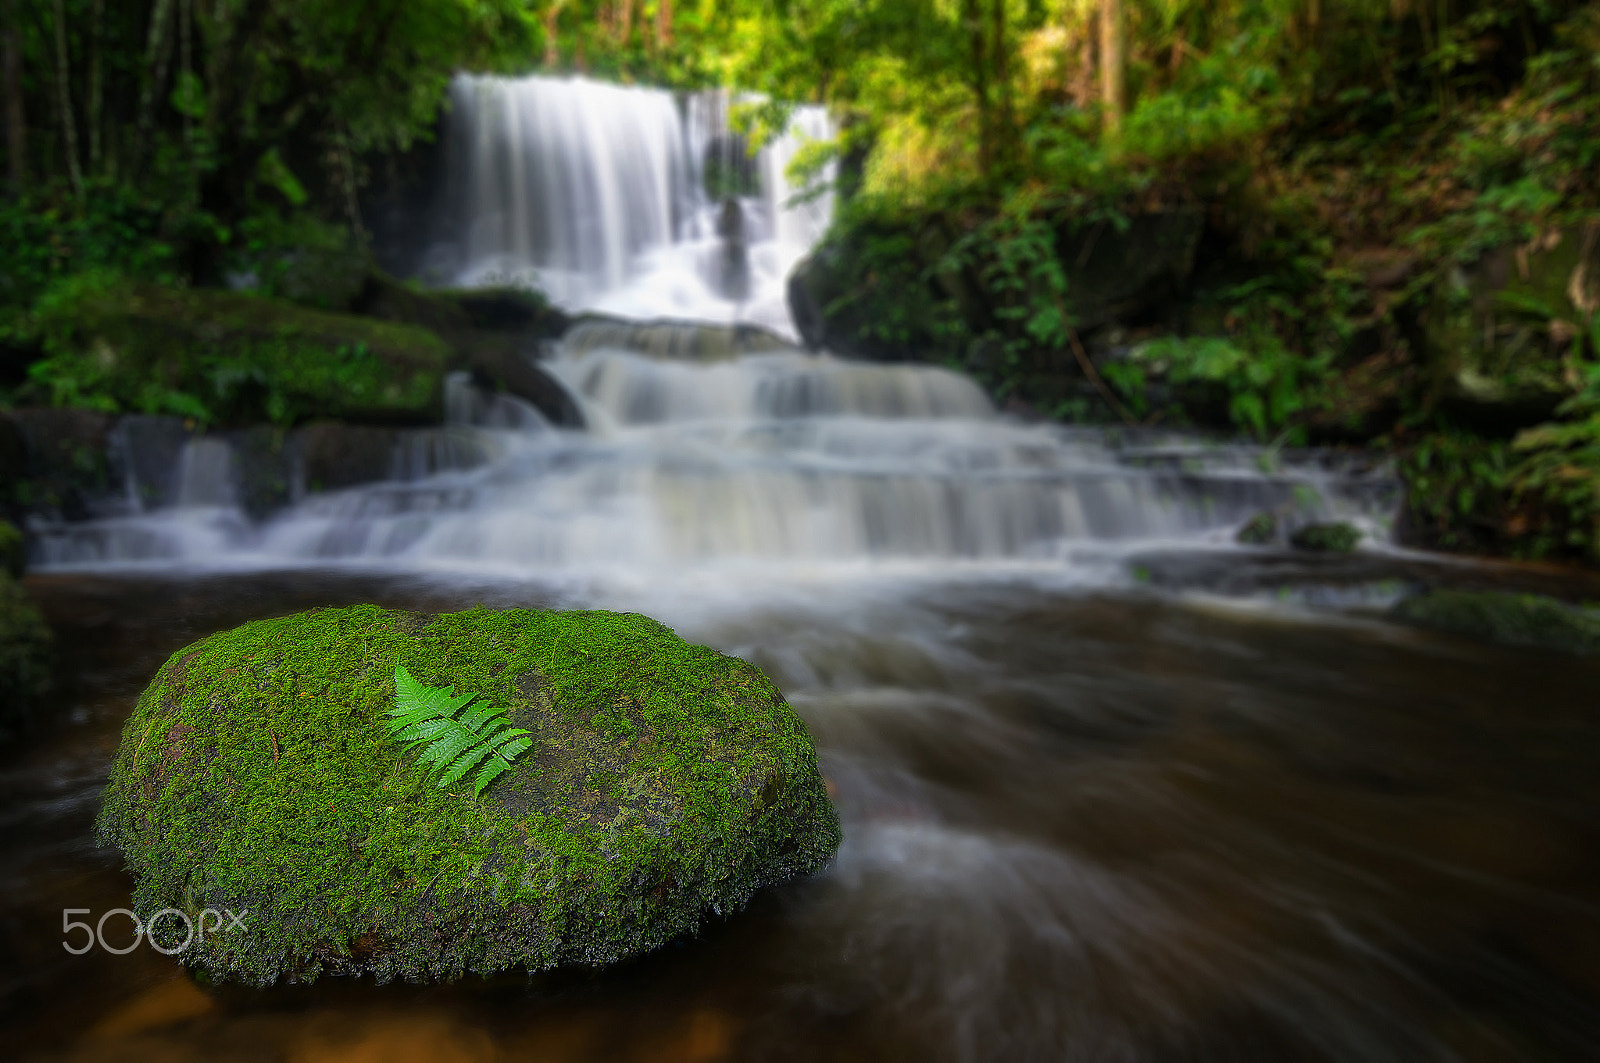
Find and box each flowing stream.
[4,74,1600,1063]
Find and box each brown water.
[4,568,1600,1062]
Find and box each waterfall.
[23,74,1399,579]
[29,332,1399,575]
[424,75,835,341]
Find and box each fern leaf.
[385,665,534,796]
[472,758,512,798]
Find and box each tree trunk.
[990,0,1015,176]
[87,0,103,173]
[543,1,564,66]
[655,0,672,48]
[51,0,84,195]
[2,0,24,194]
[1099,0,1125,140]
[962,0,992,180]
[133,0,178,175]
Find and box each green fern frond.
[386,665,532,798]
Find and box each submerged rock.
[96,606,840,986]
[1392,589,1600,654]
[0,573,53,743]
[1235,510,1278,546]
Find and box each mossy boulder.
[1235,510,1279,546]
[0,573,53,743]
[1289,521,1362,552]
[1391,589,1600,654]
[25,274,452,426]
[95,605,840,986]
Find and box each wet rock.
[1235,510,1279,546]
[465,341,584,429]
[1391,589,1600,654]
[562,316,796,362]
[1289,522,1362,552]
[715,198,751,303]
[2,407,117,520]
[354,272,580,427]
[96,606,840,985]
[0,573,53,743]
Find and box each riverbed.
[5,562,1600,1062]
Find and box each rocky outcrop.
[95,605,840,985]
[788,208,1204,363]
[1420,223,1600,432]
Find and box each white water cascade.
[31,333,1399,580]
[424,75,834,340]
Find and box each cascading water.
[30,334,1398,577]
[422,74,834,340]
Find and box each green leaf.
[386,665,532,797]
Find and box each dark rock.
[1053,209,1205,333]
[3,407,117,520]
[96,605,840,985]
[296,423,406,494]
[466,341,584,429]
[1392,589,1600,654]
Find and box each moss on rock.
[1391,589,1600,654]
[26,274,451,426]
[95,605,840,986]
[1289,521,1362,552]
[0,573,53,743]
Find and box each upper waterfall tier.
[421,75,834,340]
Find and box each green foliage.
[1125,333,1332,441]
[386,665,532,798]
[17,275,450,426]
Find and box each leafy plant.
[385,665,532,798]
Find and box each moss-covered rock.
[25,274,452,426]
[96,605,839,986]
[0,573,53,743]
[1391,589,1600,654]
[1289,521,1362,552]
[1235,510,1279,545]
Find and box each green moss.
[24,274,451,426]
[95,606,840,986]
[0,520,23,578]
[1392,589,1600,654]
[1235,510,1278,546]
[0,573,53,743]
[1288,521,1361,552]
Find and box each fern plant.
[386,665,532,797]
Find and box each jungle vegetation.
[3,0,1600,562]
